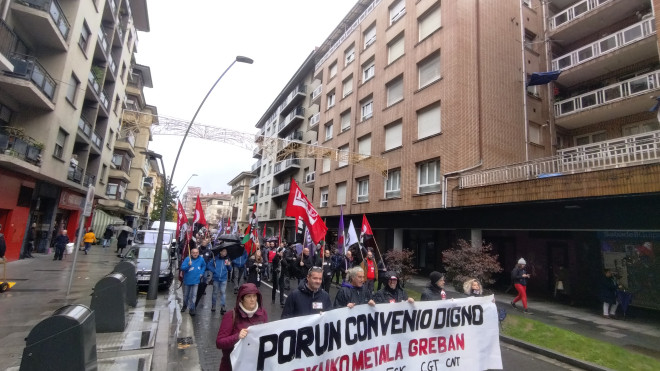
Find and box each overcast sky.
[139,0,357,196]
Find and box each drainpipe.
[542,0,557,154]
[520,0,530,162]
[442,160,483,208]
[1,0,10,21]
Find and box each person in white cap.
[511,258,532,314]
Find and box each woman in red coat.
[216,283,268,370]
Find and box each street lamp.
[147,55,253,300]
[179,173,198,199]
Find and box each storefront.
[55,189,85,243]
[0,168,34,260]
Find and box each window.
[419,6,441,41]
[417,103,441,139]
[329,61,337,79]
[388,34,405,64]
[100,164,107,184]
[364,24,376,49]
[358,135,371,157]
[385,169,401,198]
[357,178,369,202]
[529,122,542,145]
[342,75,353,98]
[523,0,532,8]
[338,145,349,167]
[0,103,12,125]
[575,132,607,146]
[385,122,403,151]
[524,29,536,50]
[266,181,271,195]
[340,110,351,132]
[418,159,441,194]
[526,76,540,97]
[79,22,91,51]
[362,59,375,82]
[327,91,336,108]
[361,97,373,121]
[322,157,331,172]
[54,129,67,158]
[622,121,660,136]
[66,74,80,104]
[336,182,347,205]
[345,44,355,66]
[389,0,406,24]
[320,187,329,207]
[418,52,441,88]
[325,121,333,141]
[387,76,404,106]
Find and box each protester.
[600,269,619,319]
[376,258,388,290]
[463,278,483,297]
[283,242,297,290]
[511,258,532,314]
[82,229,95,255]
[207,247,232,314]
[282,267,332,319]
[246,249,266,287]
[53,229,69,261]
[296,247,318,283]
[216,283,268,371]
[421,271,448,301]
[231,250,248,294]
[102,225,113,248]
[194,237,214,308]
[116,228,129,255]
[334,266,376,308]
[320,249,333,292]
[0,224,7,262]
[331,248,345,285]
[360,250,378,293]
[260,242,270,281]
[344,250,355,273]
[270,247,287,307]
[374,271,414,304]
[180,248,205,316]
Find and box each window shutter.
[418,105,441,139]
[385,122,402,151]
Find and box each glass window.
[388,34,405,64]
[529,123,542,145]
[417,103,441,139]
[322,157,331,172]
[385,122,402,151]
[358,135,371,158]
[342,75,353,98]
[340,110,351,132]
[390,0,406,25]
[327,91,336,108]
[385,169,401,198]
[357,179,369,202]
[54,129,67,158]
[418,160,441,194]
[419,53,441,88]
[361,97,373,121]
[66,74,79,103]
[325,122,333,141]
[419,6,441,41]
[364,24,376,49]
[79,22,91,51]
[387,76,404,106]
[336,182,347,205]
[345,44,355,66]
[362,59,375,82]
[320,187,329,207]
[338,145,349,167]
[622,121,659,136]
[329,62,337,79]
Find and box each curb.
[499,335,613,371]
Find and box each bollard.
[113,260,137,307]
[90,272,128,332]
[20,304,97,371]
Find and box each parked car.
[122,230,175,290]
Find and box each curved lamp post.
[147,55,253,300]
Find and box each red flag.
[286,179,327,244]
[176,201,188,240]
[226,217,231,233]
[263,222,267,238]
[278,221,282,246]
[360,214,373,243]
[193,195,207,226]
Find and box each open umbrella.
[216,234,240,243]
[118,225,133,233]
[213,241,244,260]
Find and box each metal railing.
[97,28,110,55]
[312,85,322,101]
[309,112,320,128]
[459,131,660,188]
[554,70,660,117]
[250,177,259,188]
[274,158,300,175]
[83,173,96,187]
[92,130,103,148]
[278,106,305,132]
[67,164,84,183]
[553,18,656,71]
[0,126,42,165]
[7,53,57,100]
[271,182,291,197]
[549,0,612,30]
[78,116,93,137]
[278,83,306,112]
[16,0,70,39]
[251,159,262,171]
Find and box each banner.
[231,296,502,370]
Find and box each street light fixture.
[179,173,198,198]
[147,55,253,300]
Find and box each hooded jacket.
[180,255,205,286]
[282,278,332,319]
[421,271,448,301]
[333,281,373,308]
[216,283,268,371]
[374,272,409,303]
[207,255,232,282]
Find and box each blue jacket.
[207,256,232,282]
[181,256,205,285]
[232,251,248,268]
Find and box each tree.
[150,179,178,223]
[383,249,419,287]
[442,239,503,291]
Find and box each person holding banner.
[282,266,332,319]
[374,271,414,304]
[334,266,376,308]
[421,271,449,301]
[216,283,268,371]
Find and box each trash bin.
[113,260,137,307]
[90,272,128,333]
[20,304,97,371]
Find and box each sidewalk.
[0,245,198,371]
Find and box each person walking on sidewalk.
[83,229,95,255]
[216,283,268,371]
[511,258,532,314]
[207,247,232,314]
[421,271,449,301]
[21,223,36,258]
[53,230,69,261]
[116,229,129,255]
[102,226,113,248]
[180,248,205,316]
[600,269,619,319]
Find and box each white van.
[150,221,177,232]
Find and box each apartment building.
[200,192,231,228]
[227,172,255,233]
[245,0,660,309]
[181,186,201,219]
[0,0,151,260]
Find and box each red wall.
[0,169,30,261]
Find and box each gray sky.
[139,0,357,196]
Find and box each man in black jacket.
[334,266,376,308]
[374,271,415,304]
[271,247,287,306]
[281,267,332,318]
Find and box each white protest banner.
[231,295,502,371]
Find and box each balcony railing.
[278,83,306,113]
[278,106,305,132]
[67,164,84,183]
[554,70,660,118]
[248,194,258,204]
[7,53,56,100]
[311,85,322,102]
[459,131,660,188]
[92,130,103,148]
[271,182,291,197]
[274,158,300,175]
[97,28,110,55]
[250,177,259,188]
[552,18,656,71]
[284,130,303,142]
[549,0,612,31]
[78,116,93,137]
[17,0,70,39]
[83,173,96,187]
[0,126,42,166]
[251,159,261,172]
[309,112,320,128]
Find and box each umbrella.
[216,234,240,243]
[266,236,279,242]
[213,241,244,260]
[118,225,133,233]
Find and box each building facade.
[0,0,151,260]
[227,172,255,233]
[200,192,231,229]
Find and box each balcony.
[279,131,303,153]
[77,115,93,138]
[86,68,109,112]
[143,176,153,189]
[67,164,84,184]
[91,130,103,149]
[251,159,261,173]
[311,85,322,105]
[305,171,316,184]
[114,133,136,157]
[0,53,56,110]
[252,145,262,159]
[277,106,305,134]
[255,127,265,142]
[279,83,306,114]
[11,0,70,51]
[554,70,660,129]
[552,17,657,87]
[249,177,259,189]
[271,182,291,198]
[83,173,96,187]
[273,158,300,176]
[0,126,43,168]
[248,194,258,204]
[309,112,320,130]
[548,0,647,46]
[96,28,111,59]
[459,131,660,188]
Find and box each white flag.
[346,219,360,249]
